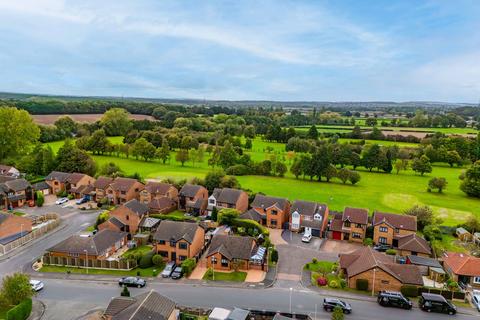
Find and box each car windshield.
[174,267,182,272]
[165,266,173,271]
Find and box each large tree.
[411,155,432,175]
[0,273,33,307]
[0,107,40,160]
[460,160,480,198]
[54,116,77,138]
[55,139,97,176]
[131,138,156,161]
[404,205,434,231]
[100,108,132,136]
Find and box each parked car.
[419,293,456,315]
[55,197,69,205]
[301,234,312,243]
[377,291,412,310]
[30,280,44,292]
[323,298,352,314]
[171,266,183,280]
[76,196,89,205]
[161,261,176,278]
[472,290,480,312]
[373,244,391,252]
[118,277,146,288]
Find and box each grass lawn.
[39,265,159,277]
[202,269,247,282]
[305,260,335,272]
[295,125,478,135]
[12,211,26,216]
[121,245,153,257]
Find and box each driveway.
[16,200,98,218]
[321,239,363,254]
[282,230,323,250]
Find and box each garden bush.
[328,279,339,288]
[152,254,164,267]
[181,258,197,276]
[120,285,130,297]
[340,279,347,289]
[356,279,369,291]
[270,249,278,263]
[400,285,419,297]
[139,251,154,269]
[385,249,397,255]
[6,298,32,320]
[225,164,250,176]
[67,194,74,200]
[363,238,373,246]
[317,277,327,286]
[35,191,44,207]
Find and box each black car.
[377,291,412,310]
[373,244,391,252]
[118,277,146,288]
[171,266,183,279]
[323,298,352,314]
[419,293,456,315]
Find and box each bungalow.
[0,213,32,244]
[45,171,71,194]
[443,252,480,289]
[0,178,33,209]
[290,200,329,237]
[396,233,431,257]
[372,211,417,247]
[153,220,205,264]
[32,181,51,196]
[0,165,20,178]
[339,246,423,292]
[46,229,127,260]
[140,182,178,203]
[66,173,95,199]
[178,184,209,215]
[93,176,115,202]
[105,177,144,205]
[330,207,368,242]
[99,199,149,235]
[207,188,249,214]
[406,255,444,278]
[242,194,290,229]
[205,234,260,271]
[103,290,177,320]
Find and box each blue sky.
[0,0,479,102]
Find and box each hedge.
[356,279,369,291]
[150,214,196,222]
[232,218,269,236]
[139,251,154,269]
[6,298,32,320]
[181,258,197,276]
[400,285,419,297]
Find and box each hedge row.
[6,298,32,320]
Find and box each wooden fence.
[42,254,137,270]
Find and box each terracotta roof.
[94,176,114,189]
[212,188,245,205]
[443,252,480,277]
[206,235,255,260]
[153,220,201,243]
[339,246,423,285]
[123,199,149,216]
[396,233,431,255]
[342,207,368,225]
[251,194,289,211]
[144,182,175,195]
[66,173,89,184]
[240,209,264,223]
[179,184,206,197]
[148,197,176,210]
[110,177,143,192]
[45,171,71,183]
[372,211,417,232]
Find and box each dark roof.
[407,255,442,268]
[45,171,71,183]
[291,200,327,217]
[109,217,126,229]
[47,229,126,256]
[397,234,431,255]
[144,182,175,195]
[206,235,255,260]
[32,181,50,190]
[94,176,114,189]
[240,209,264,223]
[148,197,176,210]
[227,308,250,320]
[76,184,94,195]
[251,194,289,211]
[110,177,143,192]
[342,207,368,225]
[103,290,176,320]
[372,211,417,232]
[0,231,29,245]
[124,199,149,216]
[66,173,89,184]
[301,219,323,230]
[2,178,31,192]
[180,184,205,197]
[212,188,245,205]
[153,221,201,243]
[139,217,161,229]
[329,215,344,232]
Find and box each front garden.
[305,259,347,291]
[202,269,247,282]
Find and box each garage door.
[312,229,321,237]
[43,189,50,195]
[332,231,342,240]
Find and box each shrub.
[233,218,269,236]
[363,238,373,246]
[339,279,347,289]
[312,258,318,264]
[181,258,197,276]
[152,254,164,267]
[270,249,278,263]
[400,285,419,297]
[331,306,344,320]
[35,191,44,207]
[317,277,328,286]
[120,285,130,297]
[356,279,369,291]
[139,251,154,269]
[225,164,250,176]
[385,249,397,255]
[67,194,74,200]
[6,298,32,320]
[328,279,339,288]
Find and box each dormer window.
[343,221,351,227]
[292,212,300,218]
[314,213,322,221]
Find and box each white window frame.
[474,276,480,284]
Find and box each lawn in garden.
[39,265,159,277]
[202,269,247,282]
[121,245,153,258]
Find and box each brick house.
[66,173,95,199]
[205,235,257,271]
[330,207,368,242]
[153,220,205,265]
[0,177,33,209]
[46,229,127,260]
[178,184,209,215]
[207,188,249,214]
[45,171,72,194]
[290,200,329,237]
[396,233,431,257]
[339,246,423,292]
[105,177,144,205]
[443,252,480,289]
[93,176,115,202]
[140,182,178,203]
[372,211,417,247]
[0,213,32,243]
[99,199,149,235]
[241,194,290,229]
[0,165,20,178]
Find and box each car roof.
[421,293,447,302]
[325,298,340,303]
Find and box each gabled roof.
[153,220,201,243]
[110,177,143,192]
[342,207,368,225]
[139,217,161,229]
[148,197,176,210]
[339,246,423,285]
[32,181,50,191]
[443,252,480,277]
[124,199,149,216]
[108,217,126,229]
[103,290,176,320]
[45,171,71,183]
[211,188,245,205]
[291,200,327,217]
[206,235,255,260]
[251,194,289,211]
[144,182,175,195]
[2,178,31,192]
[240,209,264,223]
[66,172,90,184]
[329,214,344,232]
[397,233,431,255]
[372,211,417,232]
[179,184,206,197]
[94,176,114,189]
[407,255,442,268]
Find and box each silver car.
[161,261,176,278]
[472,291,480,312]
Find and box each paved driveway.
[321,239,363,254]
[282,230,323,250]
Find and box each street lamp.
[84,250,88,274]
[289,287,293,314]
[371,267,376,296]
[20,224,24,245]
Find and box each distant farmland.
[32,113,155,124]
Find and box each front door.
[171,252,176,262]
[343,233,350,241]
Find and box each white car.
[472,291,480,312]
[55,197,69,205]
[30,280,44,292]
[302,234,312,243]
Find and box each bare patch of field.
[32,113,155,124]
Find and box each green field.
[336,138,419,148]
[295,125,478,135]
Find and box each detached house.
[140,182,178,214]
[99,199,149,235]
[105,177,144,205]
[93,176,114,202]
[0,178,33,209]
[443,252,480,289]
[396,233,431,257]
[0,165,20,178]
[45,171,71,194]
[290,200,329,237]
[240,194,290,229]
[205,235,257,271]
[207,188,249,214]
[153,220,205,264]
[178,184,209,215]
[66,173,95,199]
[330,207,368,242]
[372,211,417,247]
